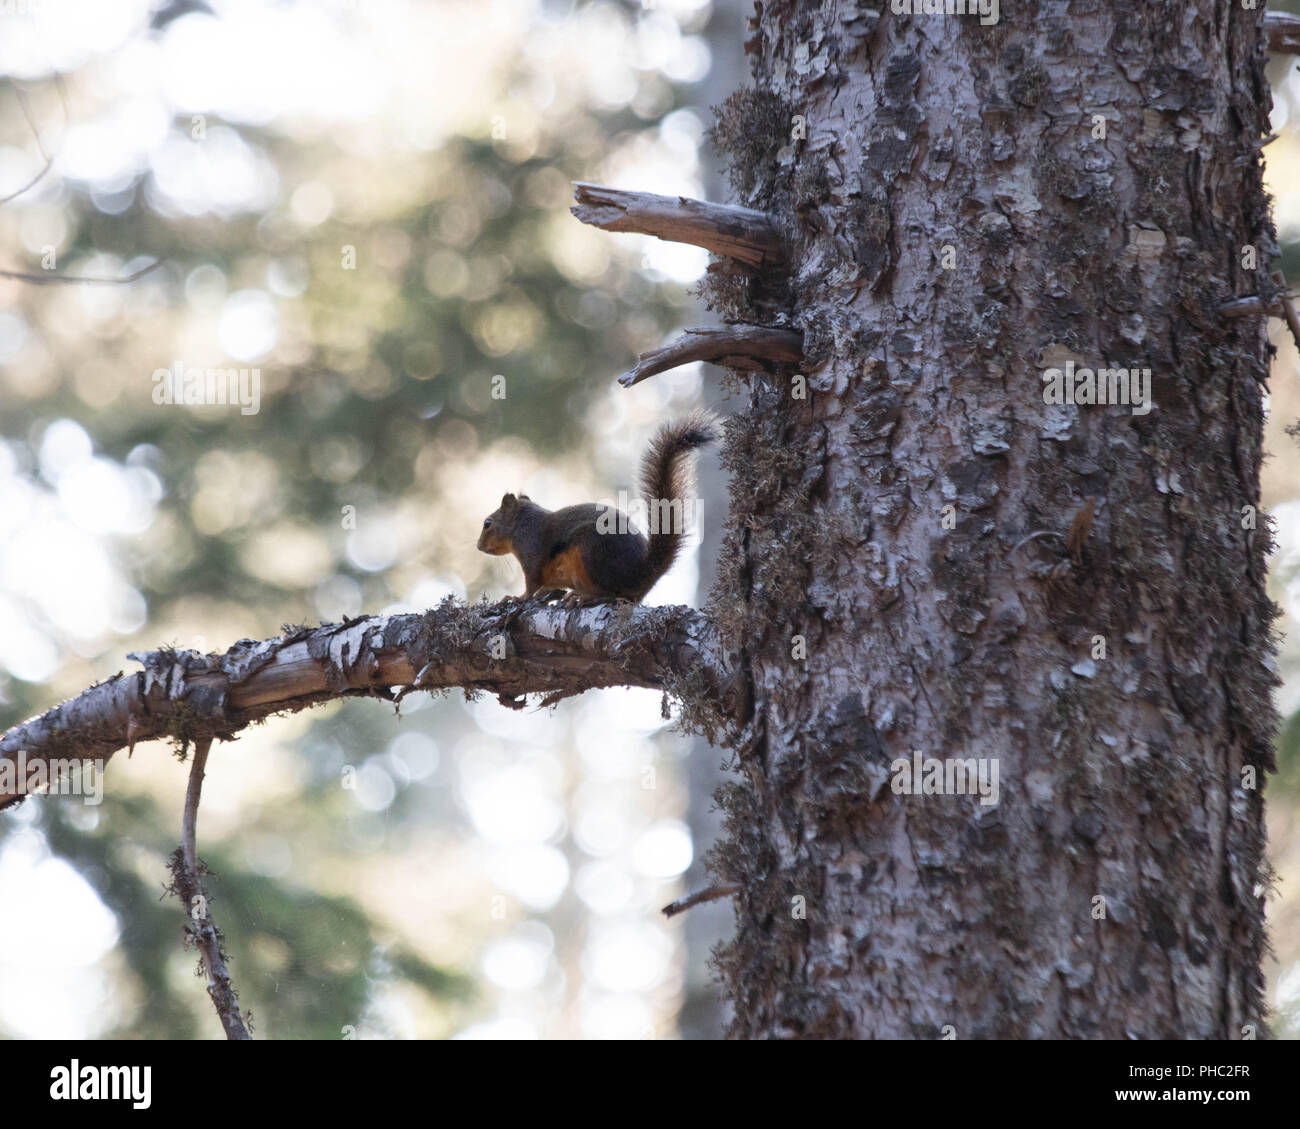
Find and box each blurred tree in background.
[0,0,716,1038]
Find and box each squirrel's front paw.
[560,592,617,609]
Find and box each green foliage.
[37,792,465,1038]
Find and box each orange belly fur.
[540,544,595,593]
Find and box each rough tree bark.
[0,602,730,810]
[698,1,1278,1038]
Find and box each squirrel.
[477,412,715,604]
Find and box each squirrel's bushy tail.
[638,410,716,593]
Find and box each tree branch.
[1273,271,1300,354]
[1219,282,1300,356]
[619,324,804,388]
[0,75,69,207]
[571,182,784,268]
[0,599,731,810]
[172,736,252,1040]
[0,258,164,286]
[1219,296,1276,318]
[1266,12,1300,55]
[662,883,740,919]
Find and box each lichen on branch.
[0,598,730,810]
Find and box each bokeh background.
[0,0,1297,1038]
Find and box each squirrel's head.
[477,492,529,555]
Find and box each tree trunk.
[708,1,1277,1038]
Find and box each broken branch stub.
[619,325,805,388]
[571,182,784,268]
[1266,12,1300,55]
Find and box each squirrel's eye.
[483,519,492,528]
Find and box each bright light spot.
[59,459,156,535]
[351,761,397,811]
[218,289,278,361]
[185,264,228,310]
[241,524,332,588]
[0,312,28,364]
[482,922,553,990]
[0,833,119,1038]
[1270,500,1300,572]
[406,575,467,608]
[575,861,635,916]
[573,800,631,858]
[386,732,439,781]
[160,7,391,125]
[0,0,151,79]
[62,121,138,183]
[583,922,671,993]
[0,597,60,682]
[243,834,293,878]
[1278,960,1300,1008]
[658,108,703,157]
[640,238,709,284]
[314,574,364,621]
[662,35,710,84]
[581,993,654,1040]
[38,419,93,486]
[346,515,401,573]
[267,258,309,298]
[149,127,279,216]
[2,499,146,648]
[453,1017,540,1040]
[632,821,692,878]
[588,687,670,735]
[291,180,334,226]
[489,844,570,910]
[463,767,564,845]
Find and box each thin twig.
[175,737,252,1040]
[662,883,741,919]
[1273,271,1300,356]
[181,738,209,877]
[0,75,69,206]
[0,258,165,285]
[0,90,53,205]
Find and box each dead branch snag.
[662,883,741,919]
[1266,12,1300,55]
[618,324,804,388]
[1220,296,1277,318]
[0,599,728,810]
[1219,280,1300,356]
[571,182,784,268]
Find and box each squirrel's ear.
[519,493,531,502]
[501,492,517,509]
